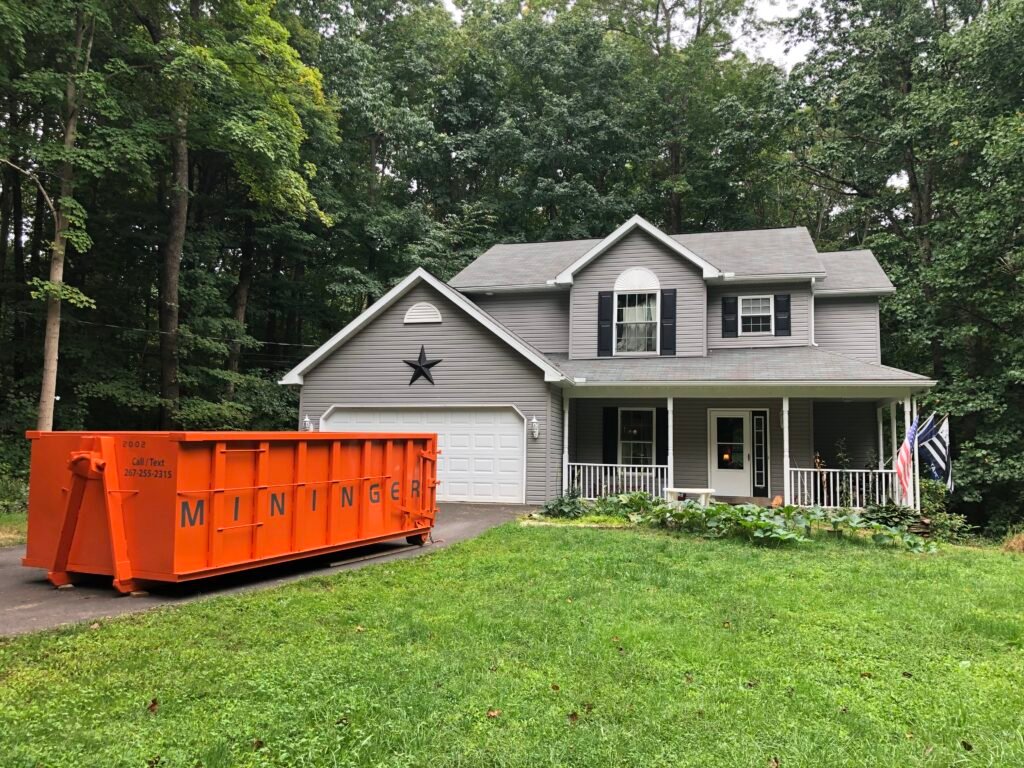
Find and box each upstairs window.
[739,296,773,335]
[616,293,658,353]
[613,267,660,355]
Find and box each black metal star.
[403,345,442,385]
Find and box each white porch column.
[876,407,885,470]
[561,393,570,493]
[902,395,913,508]
[912,395,921,511]
[782,396,791,505]
[889,401,898,466]
[666,396,674,491]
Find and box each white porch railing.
[568,463,669,499]
[789,468,899,509]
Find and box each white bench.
[663,487,715,506]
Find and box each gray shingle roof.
[450,239,596,290]
[547,347,932,384]
[673,228,824,278]
[449,227,829,289]
[816,250,894,295]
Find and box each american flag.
[895,414,919,499]
[917,413,954,492]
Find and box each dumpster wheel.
[406,533,428,547]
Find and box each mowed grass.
[0,511,27,547]
[2,526,1023,767]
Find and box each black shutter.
[602,407,618,464]
[722,296,738,338]
[656,408,668,466]
[774,294,791,336]
[597,291,614,357]
[659,289,676,356]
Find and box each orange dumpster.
[22,431,439,593]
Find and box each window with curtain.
[615,292,658,353]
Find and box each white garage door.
[320,406,525,504]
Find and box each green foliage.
[0,473,28,516]
[540,490,587,519]
[862,502,919,530]
[27,278,97,309]
[641,499,933,552]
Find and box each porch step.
[715,496,772,507]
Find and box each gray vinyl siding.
[569,230,706,359]
[548,386,565,496]
[673,398,812,496]
[471,291,569,355]
[707,283,812,349]
[813,401,879,469]
[814,297,881,363]
[569,397,814,498]
[298,283,554,505]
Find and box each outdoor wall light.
[530,415,540,439]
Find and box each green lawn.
[2,525,1023,767]
[0,511,27,547]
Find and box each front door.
[708,410,751,497]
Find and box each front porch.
[561,394,921,510]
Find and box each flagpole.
[912,396,921,512]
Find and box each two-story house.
[281,216,934,509]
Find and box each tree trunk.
[158,105,189,428]
[29,184,45,278]
[37,12,93,431]
[226,215,255,398]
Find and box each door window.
[716,417,745,469]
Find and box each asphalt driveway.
[0,502,524,637]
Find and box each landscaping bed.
[2,523,1023,766]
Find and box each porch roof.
[549,347,934,388]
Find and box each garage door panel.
[322,407,524,503]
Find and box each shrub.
[863,502,918,529]
[1002,529,1024,554]
[640,500,933,552]
[0,474,28,517]
[586,495,631,520]
[541,490,587,519]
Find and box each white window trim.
[613,291,660,356]
[617,407,657,466]
[738,294,774,336]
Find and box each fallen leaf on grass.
[551,684,560,692]
[487,709,502,718]
[147,698,158,714]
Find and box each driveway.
[0,503,525,638]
